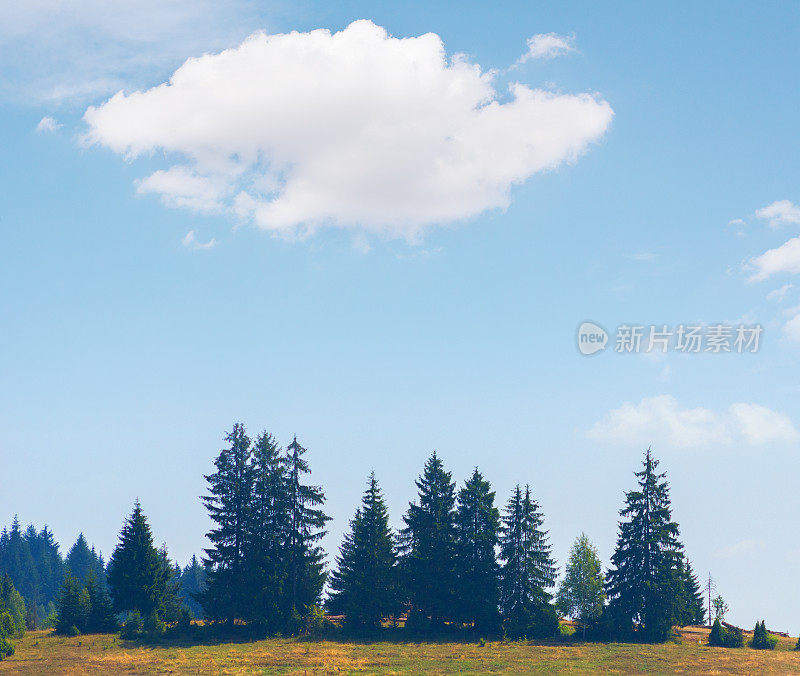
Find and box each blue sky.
[2,1,800,630]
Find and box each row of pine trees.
[1,424,708,643]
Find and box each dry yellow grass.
[1,626,799,674]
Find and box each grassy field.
[2,626,800,674]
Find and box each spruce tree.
[454,468,500,633]
[676,558,705,626]
[245,430,288,627]
[283,436,330,621]
[399,452,458,628]
[107,501,164,616]
[178,555,206,619]
[85,573,118,633]
[498,485,557,638]
[605,449,684,642]
[555,533,605,638]
[201,423,255,624]
[328,473,397,630]
[55,574,89,634]
[65,534,97,586]
[0,518,38,604]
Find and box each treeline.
[1,425,709,645]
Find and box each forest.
[0,423,782,661]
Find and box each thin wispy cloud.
[36,116,61,133]
[755,199,800,228]
[518,33,578,62]
[587,395,799,448]
[182,230,217,250]
[766,283,793,302]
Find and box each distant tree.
[0,575,25,634]
[178,555,206,619]
[201,423,255,625]
[676,558,705,626]
[751,620,777,650]
[499,485,557,639]
[328,473,398,630]
[55,574,89,635]
[156,546,184,624]
[245,430,288,628]
[0,518,38,604]
[399,452,458,629]
[26,526,64,608]
[605,449,685,642]
[107,501,164,616]
[708,618,725,646]
[283,435,330,621]
[85,573,118,633]
[65,534,101,586]
[712,595,728,624]
[556,533,605,638]
[454,468,500,633]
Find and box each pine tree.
[245,430,288,627]
[399,452,460,630]
[65,534,97,586]
[555,533,605,638]
[85,573,118,633]
[0,575,26,634]
[676,558,705,626]
[454,468,500,633]
[55,574,89,634]
[107,501,164,616]
[328,473,397,630]
[27,526,64,609]
[0,518,38,604]
[201,423,255,624]
[498,485,557,638]
[605,449,684,642]
[156,546,184,624]
[283,436,330,621]
[178,555,206,619]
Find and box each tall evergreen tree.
[283,436,330,620]
[179,555,206,619]
[555,533,605,638]
[201,423,255,624]
[0,518,38,604]
[55,574,89,634]
[65,534,97,586]
[328,473,397,629]
[107,501,165,616]
[676,558,705,626]
[605,449,684,642]
[245,431,288,627]
[454,468,500,633]
[498,485,557,638]
[156,546,184,623]
[85,572,118,633]
[27,526,64,608]
[399,452,458,627]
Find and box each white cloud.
[755,199,800,228]
[749,236,800,281]
[137,166,230,213]
[36,116,61,133]
[82,21,613,240]
[766,283,793,302]
[519,33,578,62]
[181,230,216,250]
[782,312,800,343]
[728,218,746,227]
[587,395,799,449]
[715,539,762,559]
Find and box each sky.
[2,1,800,631]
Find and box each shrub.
[750,620,777,650]
[795,633,800,651]
[143,612,166,640]
[120,610,143,639]
[708,619,725,647]
[723,626,744,648]
[0,636,14,660]
[177,608,192,635]
[0,613,14,641]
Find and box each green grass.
[1,626,799,674]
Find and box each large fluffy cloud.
[587,395,798,449]
[83,20,613,239]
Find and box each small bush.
[723,626,744,648]
[0,636,14,660]
[143,612,166,640]
[66,625,80,637]
[708,619,725,647]
[177,608,192,635]
[120,610,143,639]
[750,620,777,650]
[794,633,800,651]
[478,637,486,647]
